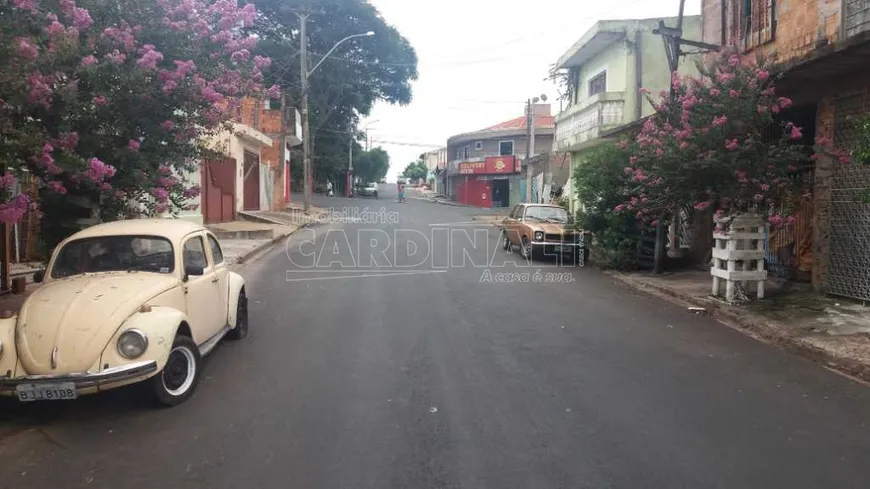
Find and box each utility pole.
[280,92,287,207]
[348,124,353,197]
[298,12,312,213]
[650,0,720,273]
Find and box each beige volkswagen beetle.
[0,219,248,407]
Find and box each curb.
[235,222,314,265]
[607,271,870,383]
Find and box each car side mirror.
[32,269,45,283]
[184,265,204,281]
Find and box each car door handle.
[211,277,219,283]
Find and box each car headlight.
[117,329,148,359]
[534,231,544,242]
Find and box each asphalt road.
[2,185,870,489]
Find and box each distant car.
[359,183,378,198]
[0,219,248,407]
[501,204,588,265]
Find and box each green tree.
[401,161,427,181]
[354,147,389,184]
[252,0,418,183]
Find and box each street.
[2,185,870,489]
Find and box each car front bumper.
[530,242,584,254]
[0,360,158,393]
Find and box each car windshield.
[524,206,572,223]
[50,235,175,279]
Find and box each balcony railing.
[554,92,625,152]
[845,0,870,38]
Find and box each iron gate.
[829,90,870,301]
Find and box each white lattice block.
[710,214,768,303]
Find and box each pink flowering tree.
[1,0,274,249]
[615,48,838,229]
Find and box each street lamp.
[526,93,547,204]
[299,19,375,212]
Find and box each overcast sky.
[361,0,701,182]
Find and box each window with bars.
[727,0,775,50]
[588,72,606,97]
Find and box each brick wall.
[236,97,287,211]
[811,95,834,291]
[701,0,843,63]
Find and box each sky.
[362,0,701,183]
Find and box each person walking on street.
[397,182,406,203]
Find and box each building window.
[588,71,606,97]
[464,146,469,159]
[728,0,775,49]
[498,140,514,156]
[475,141,483,150]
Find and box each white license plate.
[15,382,78,402]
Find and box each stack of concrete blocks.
[711,214,768,303]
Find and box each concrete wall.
[638,17,702,119]
[204,128,271,213]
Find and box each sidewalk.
[610,269,870,382]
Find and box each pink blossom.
[760,184,770,191]
[174,59,196,77]
[624,167,633,175]
[72,7,93,30]
[201,86,224,103]
[761,87,776,96]
[655,148,664,157]
[839,155,851,164]
[230,49,251,63]
[694,201,710,211]
[240,3,257,26]
[13,0,38,13]
[769,215,784,226]
[162,80,178,94]
[636,212,644,219]
[158,165,173,176]
[47,180,67,194]
[729,89,740,98]
[161,120,175,131]
[680,141,690,149]
[728,55,741,66]
[156,176,176,188]
[639,87,650,95]
[81,55,98,67]
[45,15,66,36]
[59,0,76,16]
[99,182,112,191]
[757,105,768,114]
[105,49,127,64]
[789,125,803,140]
[725,139,740,151]
[709,88,720,97]
[671,72,682,90]
[128,139,141,151]
[27,73,53,109]
[182,186,200,200]
[17,38,39,62]
[151,187,169,202]
[93,95,108,106]
[267,85,282,99]
[0,173,17,189]
[712,115,728,127]
[815,135,831,146]
[56,131,79,149]
[716,71,735,83]
[650,220,659,227]
[614,204,625,212]
[137,45,164,71]
[771,104,780,114]
[629,156,638,165]
[778,97,793,109]
[155,203,169,214]
[0,194,31,224]
[756,69,770,80]
[114,190,127,200]
[86,157,116,183]
[754,194,764,202]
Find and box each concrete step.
[211,228,275,240]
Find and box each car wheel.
[152,335,201,407]
[520,236,532,260]
[501,229,511,251]
[227,290,248,341]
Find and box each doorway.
[491,179,510,208]
[243,150,260,211]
